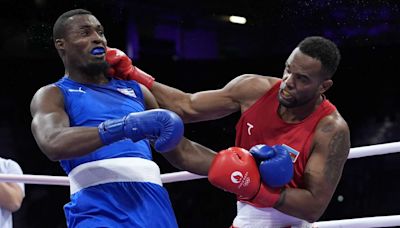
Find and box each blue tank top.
[55,76,152,174]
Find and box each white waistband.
[233,201,311,228]
[68,157,162,195]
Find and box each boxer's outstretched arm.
[151,74,278,123]
[30,85,104,161]
[151,78,240,123]
[162,138,216,176]
[274,112,350,222]
[106,47,279,123]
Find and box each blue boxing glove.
[249,144,293,188]
[98,109,184,152]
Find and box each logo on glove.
[231,171,243,183]
[230,171,250,188]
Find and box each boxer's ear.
[55,38,66,57]
[55,38,65,50]
[319,79,333,94]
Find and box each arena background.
[1,0,400,227]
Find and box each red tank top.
[235,80,336,188]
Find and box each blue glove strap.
[98,109,183,152]
[98,117,126,145]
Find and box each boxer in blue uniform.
[30,9,216,227]
[55,76,180,227]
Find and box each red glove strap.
[129,67,155,89]
[239,183,281,208]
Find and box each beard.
[80,60,109,76]
[278,92,315,108]
[278,95,297,108]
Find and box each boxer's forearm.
[33,126,103,161]
[274,187,332,223]
[151,82,192,121]
[162,138,216,176]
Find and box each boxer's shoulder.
[231,74,279,93]
[31,84,64,112]
[227,74,279,108]
[316,110,348,135]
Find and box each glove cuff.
[98,117,126,145]
[129,67,155,89]
[239,183,282,208]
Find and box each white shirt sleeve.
[0,158,25,195]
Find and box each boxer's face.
[279,48,328,108]
[60,14,108,75]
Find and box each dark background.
[1,0,400,227]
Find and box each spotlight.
[229,16,247,25]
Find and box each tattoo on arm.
[324,130,350,186]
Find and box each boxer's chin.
[278,93,296,108]
[81,61,109,76]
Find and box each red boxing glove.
[238,182,281,208]
[208,147,261,199]
[105,47,155,89]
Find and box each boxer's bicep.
[304,115,350,203]
[30,85,72,158]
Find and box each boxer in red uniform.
[106,36,351,227]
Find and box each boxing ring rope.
[314,215,400,228]
[1,141,400,227]
[0,170,205,186]
[2,141,398,186]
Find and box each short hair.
[53,9,92,41]
[297,36,341,77]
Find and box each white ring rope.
[0,141,399,186]
[0,171,205,186]
[313,215,400,228]
[0,173,69,186]
[1,141,399,227]
[347,141,400,159]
